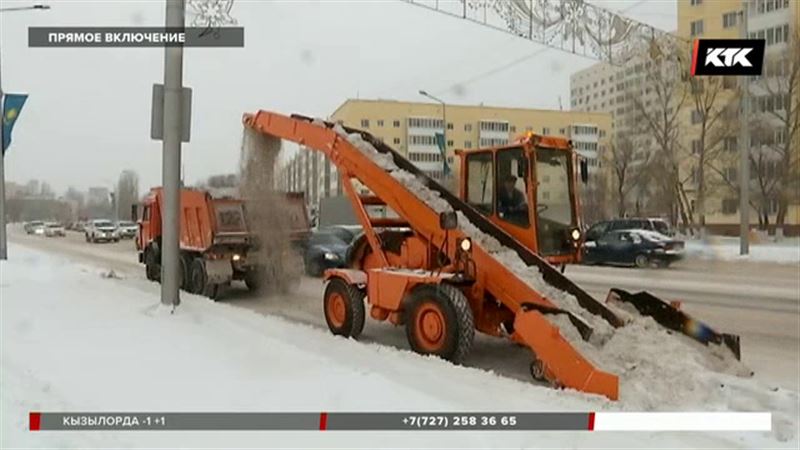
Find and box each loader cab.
[457,135,582,264]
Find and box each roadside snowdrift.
[2,244,797,449]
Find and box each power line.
[432,0,651,96]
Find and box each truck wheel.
[205,283,222,301]
[189,258,207,295]
[244,270,263,293]
[405,284,474,364]
[323,277,366,339]
[145,263,159,281]
[178,256,188,290]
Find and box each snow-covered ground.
[1,244,798,449]
[685,236,800,264]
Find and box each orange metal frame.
[243,111,618,400]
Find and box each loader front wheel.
[405,284,474,364]
[323,278,365,339]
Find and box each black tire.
[634,253,650,268]
[178,255,189,291]
[323,277,366,339]
[145,263,159,281]
[205,283,222,301]
[244,270,263,293]
[189,258,207,295]
[405,284,474,363]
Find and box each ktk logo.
[691,39,765,76]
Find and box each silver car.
[85,219,120,243]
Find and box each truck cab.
[456,133,585,265]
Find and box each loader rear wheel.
[405,284,474,363]
[323,278,365,339]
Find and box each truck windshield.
[535,147,574,255]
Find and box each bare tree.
[685,75,740,236]
[752,30,800,230]
[609,133,637,217]
[630,38,691,229]
[116,170,140,221]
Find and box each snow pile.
[685,236,800,264]
[3,244,798,448]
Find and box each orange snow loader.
[135,187,309,299]
[242,111,741,400]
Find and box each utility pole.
[160,0,185,306]
[0,3,50,261]
[738,4,750,255]
[419,90,449,181]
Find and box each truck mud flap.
[606,288,741,360]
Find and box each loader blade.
[606,288,741,360]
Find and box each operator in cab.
[497,175,528,223]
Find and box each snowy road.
[8,227,800,393]
[4,243,797,449]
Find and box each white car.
[116,220,138,239]
[85,219,120,243]
[44,222,66,237]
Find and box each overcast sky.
[1,0,675,193]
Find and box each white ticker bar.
[594,412,771,431]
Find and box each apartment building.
[571,0,798,234]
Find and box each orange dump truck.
[135,187,308,299]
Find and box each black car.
[585,217,673,241]
[304,229,351,276]
[583,229,685,268]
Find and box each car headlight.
[459,237,472,252]
[570,228,582,241]
[232,254,241,261]
[324,252,339,260]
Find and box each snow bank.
[3,244,798,448]
[685,237,800,264]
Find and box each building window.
[510,125,516,133]
[360,119,370,128]
[393,120,400,128]
[464,141,472,149]
[464,123,473,132]
[393,137,401,145]
[724,167,738,182]
[542,127,550,135]
[722,198,738,214]
[722,12,737,28]
[559,128,566,135]
[447,122,453,130]
[690,0,702,5]
[691,139,701,154]
[690,20,704,36]
[447,140,454,147]
[691,109,703,124]
[409,135,438,146]
[377,119,384,127]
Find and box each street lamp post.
[418,90,448,180]
[0,3,51,261]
